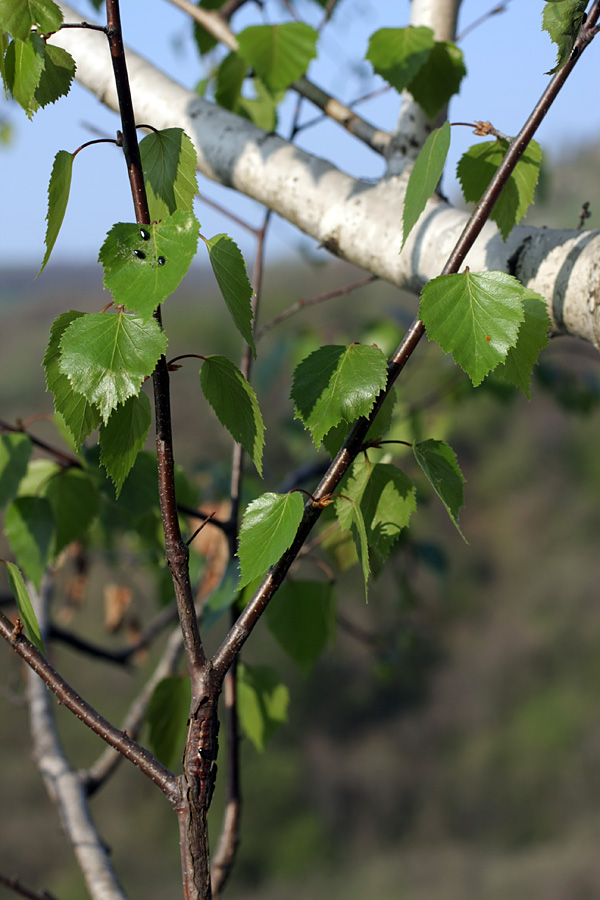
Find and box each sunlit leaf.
[34,42,74,109]
[457,138,542,241]
[44,310,101,445]
[39,149,74,274]
[494,290,551,397]
[237,23,318,92]
[199,355,264,476]
[205,234,255,355]
[0,0,62,41]
[99,212,199,320]
[59,311,167,422]
[237,491,304,588]
[2,560,45,653]
[402,121,451,248]
[366,26,434,94]
[3,33,44,116]
[419,270,525,386]
[139,127,198,221]
[542,0,587,74]
[291,344,388,447]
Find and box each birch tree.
[1,1,599,899]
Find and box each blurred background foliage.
[2,140,600,900]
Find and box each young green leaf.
[44,468,99,555]
[205,234,256,356]
[238,78,283,132]
[147,676,191,771]
[59,311,167,422]
[407,41,466,119]
[291,344,388,447]
[4,496,55,588]
[366,26,434,94]
[98,211,199,320]
[2,561,45,653]
[0,433,32,509]
[457,138,542,241]
[266,580,335,676]
[214,51,247,110]
[192,0,228,56]
[199,355,265,475]
[336,457,416,572]
[39,149,74,274]
[493,290,551,397]
[338,494,370,597]
[44,310,102,445]
[34,42,75,109]
[322,387,397,457]
[402,121,451,249]
[419,270,525,386]
[542,0,587,74]
[237,23,318,92]
[3,33,44,116]
[0,0,62,41]
[139,128,198,221]
[99,393,152,496]
[413,439,466,539]
[237,663,289,751]
[237,491,304,588]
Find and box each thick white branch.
[51,5,600,349]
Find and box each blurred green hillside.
[2,140,600,900]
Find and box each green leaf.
[322,388,396,457]
[3,33,44,116]
[44,310,102,445]
[291,344,388,447]
[237,491,304,588]
[39,150,74,274]
[2,561,45,653]
[457,138,542,241]
[34,42,75,109]
[147,676,190,771]
[237,23,318,92]
[205,234,255,356]
[192,0,228,56]
[336,457,416,572]
[408,41,466,120]
[419,270,525,386]
[543,0,587,74]
[139,128,198,221]
[0,0,62,41]
[199,355,265,476]
[0,433,32,509]
[214,51,247,110]
[44,468,99,555]
[5,496,55,588]
[98,211,199,320]
[266,580,335,676]
[338,493,370,597]
[402,121,451,249]
[366,26,434,94]
[99,393,152,496]
[494,290,551,398]
[238,77,283,131]
[413,439,466,539]
[238,663,289,751]
[59,311,167,422]
[0,29,9,92]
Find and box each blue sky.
[1,0,599,269]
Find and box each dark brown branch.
[0,609,178,800]
[0,418,81,469]
[0,873,59,900]
[104,0,206,690]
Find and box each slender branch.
[212,3,600,681]
[218,0,257,21]
[104,0,207,690]
[164,0,390,155]
[457,2,511,42]
[0,608,178,799]
[255,274,378,340]
[0,874,59,900]
[0,418,81,469]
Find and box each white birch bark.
[50,3,600,350]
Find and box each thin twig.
[0,873,59,900]
[0,418,81,469]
